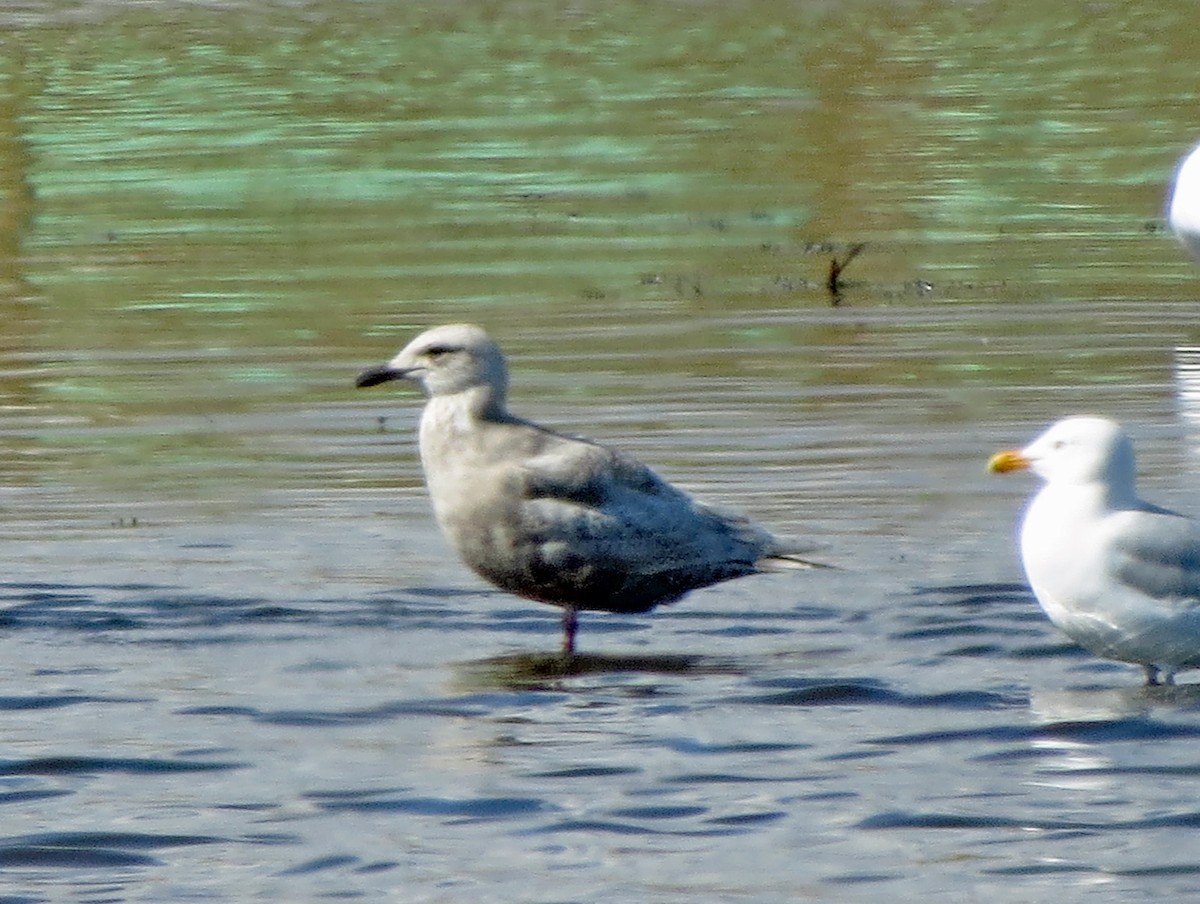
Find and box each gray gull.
[356,323,825,655]
[989,416,1200,685]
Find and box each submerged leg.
[561,607,579,656]
[1145,665,1179,686]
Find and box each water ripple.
[310,791,550,822]
[0,831,224,870]
[0,695,147,711]
[872,716,1200,748]
[859,810,1200,832]
[179,698,492,725]
[0,756,242,775]
[737,676,1027,709]
[0,584,458,634]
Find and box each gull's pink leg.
[562,608,578,656]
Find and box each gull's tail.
[759,536,837,571]
[759,552,837,571]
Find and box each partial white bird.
[1168,140,1200,262]
[989,416,1200,685]
[1167,146,1200,456]
[356,323,825,655]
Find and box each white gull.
[990,416,1200,684]
[1169,140,1200,262]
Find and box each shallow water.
[5,0,1200,900]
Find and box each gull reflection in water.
[1175,347,1200,457]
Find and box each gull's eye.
[424,345,456,360]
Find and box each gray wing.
[520,435,666,507]
[452,417,826,611]
[512,433,777,603]
[1108,506,1200,606]
[520,437,771,554]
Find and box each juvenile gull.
[356,323,824,654]
[989,416,1200,685]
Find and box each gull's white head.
[989,416,1136,490]
[1169,141,1200,263]
[356,323,509,403]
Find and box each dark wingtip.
[355,365,400,388]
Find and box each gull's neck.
[416,385,512,516]
[1032,478,1137,524]
[419,384,508,446]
